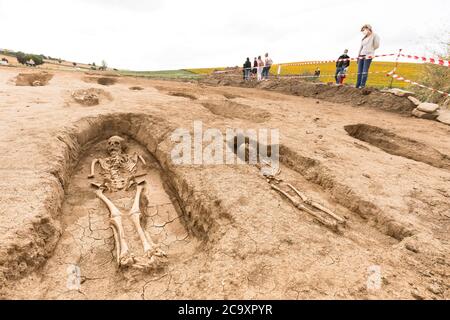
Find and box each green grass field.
[119,69,201,80]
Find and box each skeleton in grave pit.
[88,136,166,271]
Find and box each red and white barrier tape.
[212,70,389,79]
[400,53,450,67]
[279,53,397,67]
[278,70,390,79]
[386,71,449,96]
[238,51,449,71]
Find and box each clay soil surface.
[0,66,449,299]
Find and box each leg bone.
[287,184,345,224]
[271,184,337,230]
[95,189,134,267]
[129,184,154,254]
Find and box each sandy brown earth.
[0,66,449,300]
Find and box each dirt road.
[0,67,448,299]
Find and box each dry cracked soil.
[0,67,449,300]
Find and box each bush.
[30,55,44,65]
[16,52,44,66]
[417,46,450,108]
[16,52,27,64]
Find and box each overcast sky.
[0,0,448,70]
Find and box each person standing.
[314,68,321,78]
[263,53,273,80]
[257,56,264,81]
[335,49,350,84]
[243,57,252,81]
[356,24,380,88]
[252,57,258,79]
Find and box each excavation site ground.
[0,67,449,300]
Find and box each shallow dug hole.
[345,124,450,170]
[168,92,197,100]
[15,72,53,86]
[71,88,112,106]
[202,101,271,123]
[129,86,144,91]
[83,76,118,86]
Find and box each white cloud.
[0,0,448,70]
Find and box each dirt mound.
[202,101,271,123]
[345,124,450,170]
[168,92,197,100]
[201,75,416,114]
[15,72,53,86]
[129,86,144,91]
[71,88,112,106]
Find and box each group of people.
[243,53,273,81]
[239,24,380,89]
[334,24,380,88]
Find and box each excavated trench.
[230,135,415,241]
[345,124,450,170]
[168,92,198,100]
[202,101,271,123]
[15,72,53,86]
[83,76,118,86]
[0,113,229,297]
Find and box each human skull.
[107,136,125,154]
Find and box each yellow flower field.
[187,61,425,89]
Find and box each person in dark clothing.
[314,68,321,77]
[335,49,350,84]
[243,57,252,80]
[252,57,258,77]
